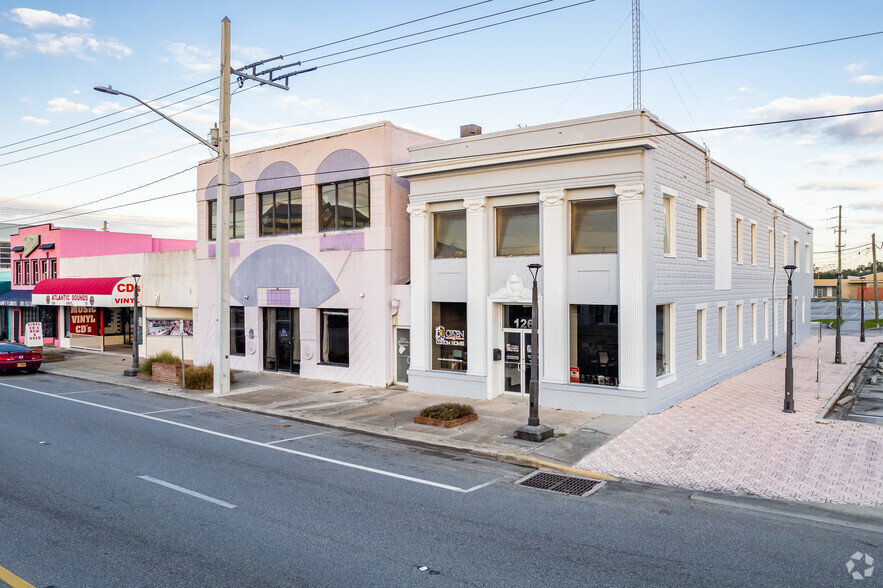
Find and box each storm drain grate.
[516,471,604,496]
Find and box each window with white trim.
[663,194,675,255]
[751,302,757,343]
[656,304,673,376]
[736,218,744,263]
[697,204,707,259]
[764,300,769,340]
[750,223,757,265]
[697,308,706,361]
[718,305,727,355]
[736,304,743,349]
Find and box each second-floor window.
[434,210,467,258]
[320,179,370,232]
[260,189,303,236]
[208,196,245,241]
[572,198,618,254]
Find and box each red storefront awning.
[32,277,141,307]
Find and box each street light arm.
[93,85,219,154]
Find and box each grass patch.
[865,319,882,329]
[139,350,182,375]
[811,318,843,327]
[181,363,234,390]
[419,403,475,421]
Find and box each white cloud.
[805,154,851,167]
[30,32,130,59]
[738,86,754,92]
[22,115,50,125]
[71,88,80,95]
[845,62,865,73]
[0,32,27,57]
[164,41,215,73]
[851,74,883,85]
[796,178,883,191]
[8,8,91,29]
[47,97,89,113]
[748,93,883,143]
[853,151,883,167]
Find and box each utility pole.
[873,232,879,325]
[835,205,843,364]
[211,18,314,396]
[214,17,232,396]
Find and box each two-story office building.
[397,111,813,415]
[193,122,436,387]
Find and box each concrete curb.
[38,365,617,482]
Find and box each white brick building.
[397,111,813,415]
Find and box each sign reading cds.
[434,325,465,346]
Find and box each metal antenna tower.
[632,0,641,110]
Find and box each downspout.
[771,210,778,356]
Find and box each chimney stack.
[460,124,482,138]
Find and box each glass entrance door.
[503,330,532,396]
[395,328,410,384]
[263,308,300,373]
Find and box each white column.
[615,183,646,391]
[540,190,567,384]
[407,202,431,373]
[464,197,488,378]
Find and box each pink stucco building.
[0,223,194,347]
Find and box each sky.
[0,0,881,272]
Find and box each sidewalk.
[37,335,882,505]
[577,335,883,506]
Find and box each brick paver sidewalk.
[577,337,883,506]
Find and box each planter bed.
[413,413,478,428]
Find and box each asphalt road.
[1,373,880,587]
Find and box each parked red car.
[0,342,42,374]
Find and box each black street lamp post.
[515,264,554,442]
[123,274,141,377]
[860,276,866,343]
[835,272,843,364]
[783,264,797,413]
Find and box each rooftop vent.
[460,124,482,138]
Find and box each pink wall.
[11,224,195,259]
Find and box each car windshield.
[0,343,29,352]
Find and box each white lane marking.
[0,381,488,493]
[266,432,330,445]
[55,389,117,395]
[140,406,204,415]
[139,475,236,509]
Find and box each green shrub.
[140,350,183,375]
[180,363,234,390]
[419,403,475,421]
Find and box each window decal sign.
[434,325,465,346]
[70,307,99,335]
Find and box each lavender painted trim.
[256,161,301,192]
[204,172,245,200]
[315,149,369,184]
[320,232,364,251]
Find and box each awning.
[32,277,142,307]
[0,289,34,307]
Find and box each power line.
[7,106,881,226]
[234,29,883,138]
[0,77,219,152]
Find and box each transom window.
[209,196,245,241]
[260,189,303,236]
[496,204,539,257]
[320,179,370,232]
[572,198,618,254]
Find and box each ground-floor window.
[231,306,245,356]
[432,302,467,371]
[656,304,672,376]
[320,309,349,365]
[22,306,57,339]
[570,305,618,386]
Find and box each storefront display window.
[495,204,539,257]
[569,304,618,387]
[434,210,466,258]
[571,198,617,254]
[432,302,467,371]
[320,309,349,365]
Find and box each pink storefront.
[0,223,194,348]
